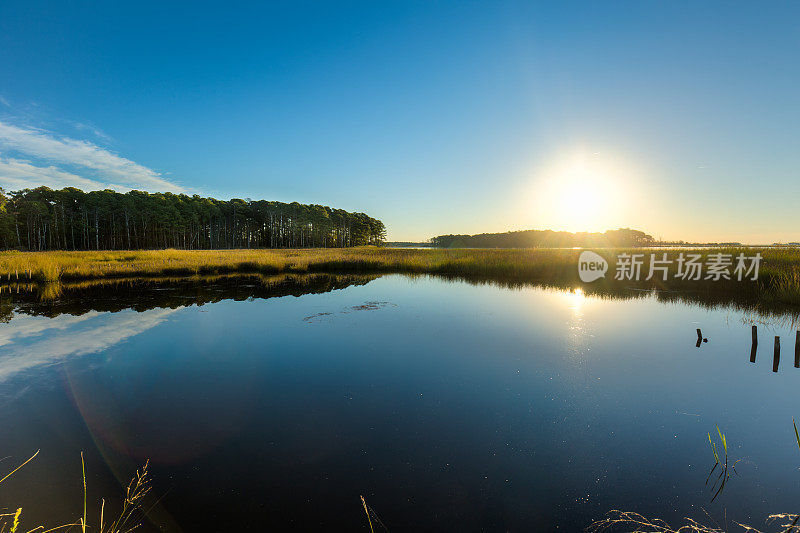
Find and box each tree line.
[430,228,655,248]
[0,186,386,251]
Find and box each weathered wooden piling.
[795,331,800,368]
[773,336,780,372]
[752,325,758,345]
[750,325,758,363]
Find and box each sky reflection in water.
[0,275,798,531]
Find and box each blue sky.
[0,1,798,242]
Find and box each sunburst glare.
[528,150,640,233]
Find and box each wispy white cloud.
[0,308,180,382]
[0,311,99,348]
[0,95,10,107]
[0,120,185,193]
[71,121,113,143]
[0,157,128,192]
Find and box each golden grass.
[2,246,800,304]
[588,510,800,532]
[0,450,150,533]
[0,247,584,282]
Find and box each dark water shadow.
[2,271,800,328]
[0,273,379,320]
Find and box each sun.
[553,161,611,229]
[529,150,633,233]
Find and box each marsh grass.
[588,510,800,533]
[0,247,585,282]
[3,251,800,329]
[359,496,389,533]
[0,451,151,533]
[360,496,374,533]
[590,421,800,533]
[2,247,800,305]
[793,419,800,452]
[706,426,740,503]
[0,247,778,281]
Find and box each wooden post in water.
[795,331,800,368]
[750,325,758,363]
[773,336,780,373]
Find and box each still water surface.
[0,274,798,531]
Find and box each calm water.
[0,274,799,531]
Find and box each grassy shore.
[2,247,800,304]
[0,247,606,283]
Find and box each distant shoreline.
[387,243,798,249]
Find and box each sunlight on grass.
[0,450,151,533]
[2,247,800,306]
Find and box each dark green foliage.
[0,186,385,250]
[430,228,654,248]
